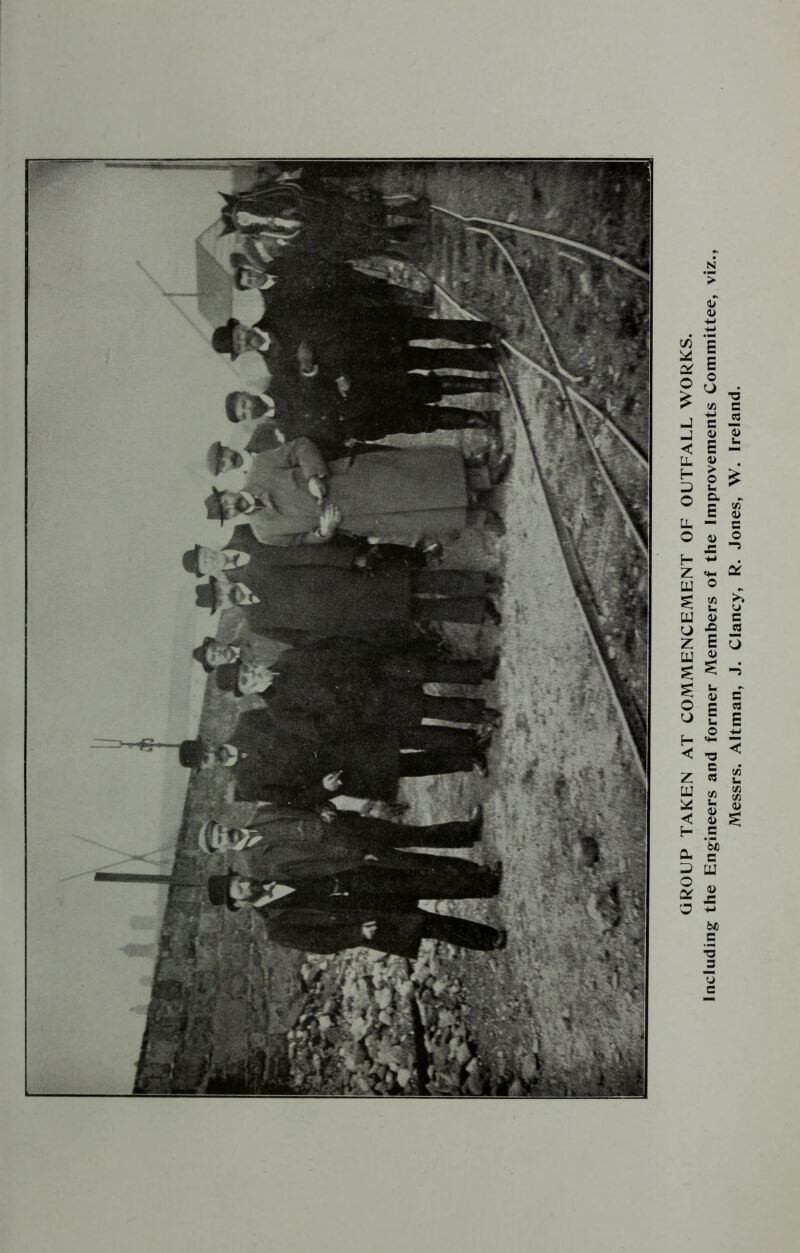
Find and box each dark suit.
[219,548,413,638]
[254,894,501,957]
[229,811,493,896]
[230,708,401,803]
[230,707,480,804]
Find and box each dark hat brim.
[225,392,241,424]
[207,442,224,477]
[208,868,239,910]
[192,636,216,672]
[178,738,204,769]
[212,318,241,361]
[204,485,226,526]
[194,580,218,614]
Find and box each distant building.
[130,915,157,931]
[120,943,157,959]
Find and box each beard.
[245,394,269,420]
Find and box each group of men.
[178,169,510,959]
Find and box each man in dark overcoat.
[207,872,506,956]
[179,703,489,805]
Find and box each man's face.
[204,640,238,668]
[211,580,235,610]
[238,661,275,695]
[232,325,266,356]
[204,822,245,852]
[197,547,228,577]
[233,393,257,423]
[217,446,243,474]
[201,744,238,769]
[219,490,246,521]
[228,874,256,903]
[199,746,217,770]
[240,268,264,290]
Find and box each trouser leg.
[413,568,490,597]
[404,855,498,899]
[404,347,496,372]
[347,857,497,900]
[404,317,493,345]
[411,596,486,624]
[397,750,476,777]
[345,814,480,848]
[372,405,481,435]
[402,725,479,753]
[404,373,443,403]
[419,406,489,430]
[439,374,505,396]
[422,658,487,685]
[380,656,488,685]
[438,373,501,398]
[420,910,503,950]
[421,694,486,725]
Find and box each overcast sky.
[26,162,247,1093]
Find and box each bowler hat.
[195,580,219,614]
[179,738,204,769]
[204,485,226,525]
[212,318,241,360]
[225,392,242,425]
[206,441,225,476]
[182,546,200,576]
[207,869,239,911]
[215,662,241,695]
[197,820,216,854]
[191,636,216,672]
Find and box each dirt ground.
[198,162,650,1097]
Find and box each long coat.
[231,708,401,802]
[223,559,413,638]
[258,640,428,730]
[229,812,475,885]
[230,816,494,912]
[222,523,412,637]
[254,896,428,957]
[244,439,469,547]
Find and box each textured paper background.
[2,2,798,1248]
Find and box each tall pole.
[96,872,197,886]
[135,260,241,379]
[91,737,185,752]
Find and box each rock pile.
[286,941,492,1096]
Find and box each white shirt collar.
[253,883,296,906]
[232,829,262,851]
[233,583,260,605]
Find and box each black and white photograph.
[26,158,651,1096]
